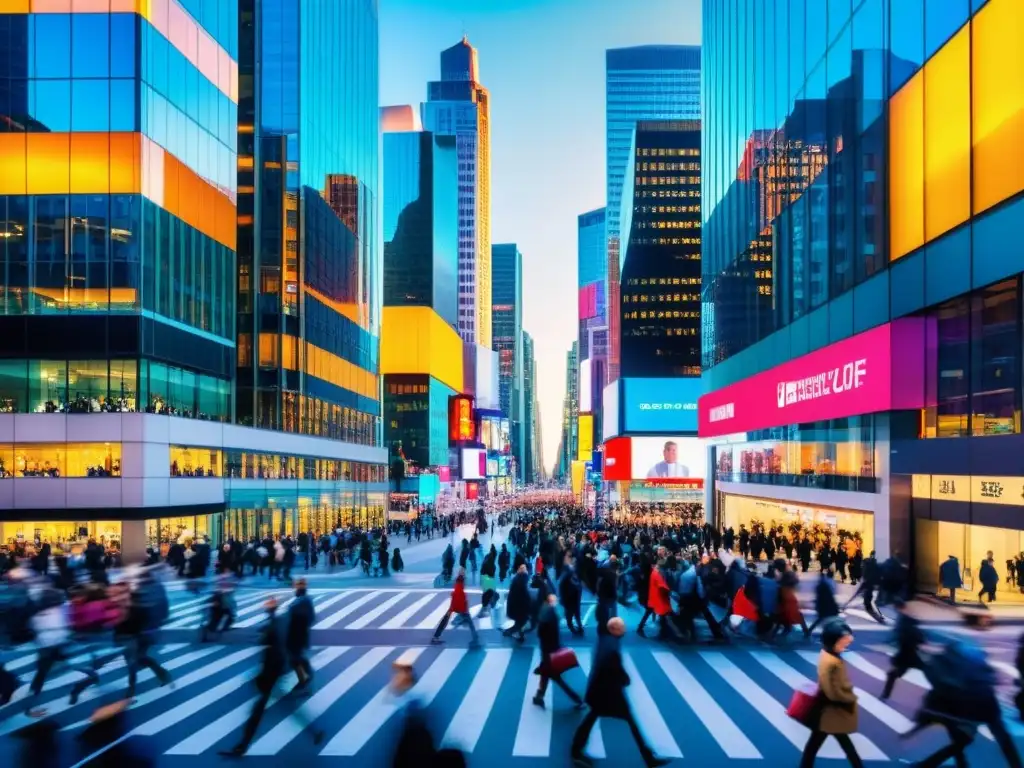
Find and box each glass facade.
[491,243,524,480]
[619,120,702,378]
[606,45,700,380]
[522,330,538,485]
[701,0,1024,401]
[236,0,381,444]
[382,129,458,329]
[422,38,492,347]
[0,2,238,415]
[383,374,456,471]
[577,207,607,381]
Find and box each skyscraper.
[491,243,524,481]
[606,45,700,381]
[236,0,381,445]
[577,207,608,426]
[522,330,537,485]
[556,342,579,482]
[380,107,462,472]
[422,38,492,347]
[619,120,701,378]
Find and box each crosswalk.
[160,586,896,636]
[1,640,1018,763]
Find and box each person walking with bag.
[533,593,583,709]
[571,616,668,768]
[431,569,480,648]
[798,618,864,768]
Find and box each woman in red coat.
[646,564,683,641]
[431,569,480,648]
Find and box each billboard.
[449,394,476,442]
[698,318,928,438]
[623,378,700,434]
[603,436,632,482]
[461,448,486,480]
[579,359,593,414]
[577,413,594,461]
[602,381,620,441]
[479,416,502,451]
[631,437,706,482]
[486,458,499,477]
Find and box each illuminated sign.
[449,395,476,442]
[699,318,928,438]
[912,474,1024,506]
[623,378,700,433]
[577,414,594,461]
[461,448,486,481]
[486,458,499,477]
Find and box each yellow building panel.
[923,25,971,242]
[577,414,594,461]
[889,74,925,261]
[381,306,464,393]
[973,0,1024,215]
[571,460,586,496]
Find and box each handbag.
[786,684,822,727]
[547,647,579,676]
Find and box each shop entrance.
[915,519,1024,603]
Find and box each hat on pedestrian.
[820,617,853,650]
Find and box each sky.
[380,0,702,476]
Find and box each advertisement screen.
[480,417,502,451]
[623,378,700,434]
[603,437,632,482]
[461,448,486,480]
[602,381,620,441]
[577,414,594,460]
[449,395,476,442]
[630,437,706,483]
[579,359,593,414]
[486,458,499,477]
[698,318,928,438]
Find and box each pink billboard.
[698,318,927,438]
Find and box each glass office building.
[236,0,381,446]
[422,38,492,348]
[382,128,458,329]
[0,0,239,418]
[701,0,1024,600]
[0,1,387,560]
[492,243,524,481]
[606,45,700,381]
[619,120,701,378]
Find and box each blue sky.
[380,0,702,474]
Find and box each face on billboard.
[630,437,706,481]
[623,378,700,434]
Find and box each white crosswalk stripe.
[440,647,511,752]
[575,648,607,759]
[312,591,384,629]
[345,593,408,630]
[512,650,551,757]
[622,652,683,759]
[380,594,435,629]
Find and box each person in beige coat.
[800,618,864,767]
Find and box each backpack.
[136,579,170,631]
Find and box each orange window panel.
[924,25,971,242]
[198,179,215,237]
[177,166,199,231]
[973,0,1024,214]
[0,133,27,195]
[31,0,72,10]
[162,152,180,220]
[282,335,297,371]
[889,74,925,261]
[27,133,70,195]
[70,132,110,195]
[258,333,278,367]
[109,132,141,193]
[0,0,31,11]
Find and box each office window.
[931,297,971,438]
[971,279,1020,436]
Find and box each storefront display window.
[6,443,122,478]
[170,446,221,477]
[1,520,121,552]
[223,449,384,483]
[916,518,1024,603]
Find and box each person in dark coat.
[533,594,583,708]
[939,554,963,604]
[286,579,315,693]
[978,551,999,603]
[220,598,324,755]
[807,571,840,637]
[558,554,584,635]
[498,544,511,582]
[503,565,531,641]
[881,600,924,700]
[571,617,667,768]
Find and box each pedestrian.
[979,551,998,603]
[571,617,668,768]
[939,554,962,605]
[807,570,840,636]
[431,569,480,648]
[220,598,324,756]
[498,544,510,582]
[558,553,584,636]
[533,593,583,709]
[798,618,864,767]
[286,578,315,694]
[503,564,531,642]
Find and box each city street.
[4,527,1024,767]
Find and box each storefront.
[717,492,875,557]
[1,520,123,552]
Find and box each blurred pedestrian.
[799,618,863,767]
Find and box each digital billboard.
[577,413,594,461]
[579,359,593,414]
[623,378,700,434]
[461,448,486,480]
[603,437,632,482]
[602,381,620,441]
[698,318,928,438]
[486,458,499,477]
[480,416,502,451]
[631,437,706,483]
[449,395,476,442]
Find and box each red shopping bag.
[536,648,580,676]
[786,684,821,726]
